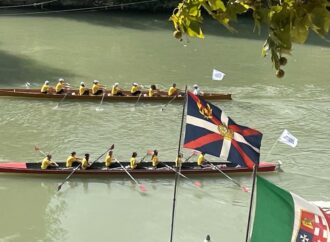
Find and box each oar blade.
[241,186,250,193]
[139,184,147,193]
[194,181,202,188]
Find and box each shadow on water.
[0,49,76,86]
[1,9,329,48]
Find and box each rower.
[55,78,66,94]
[81,153,91,170]
[197,152,206,167]
[151,150,159,168]
[168,83,178,96]
[40,80,50,94]
[148,84,160,97]
[174,153,183,168]
[79,82,89,96]
[130,152,138,169]
[130,83,141,96]
[66,151,81,168]
[111,83,124,96]
[41,154,58,170]
[104,150,113,169]
[92,80,104,95]
[192,84,203,96]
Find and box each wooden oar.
[115,158,146,193]
[57,144,114,192]
[96,92,106,111]
[161,95,177,111]
[206,160,249,192]
[54,93,68,109]
[34,146,59,167]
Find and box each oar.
[131,93,143,111]
[206,160,249,192]
[96,93,106,111]
[115,158,146,193]
[161,95,177,111]
[34,146,59,166]
[53,93,68,109]
[57,144,114,192]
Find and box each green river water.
[0,11,329,242]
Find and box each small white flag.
[278,129,298,147]
[212,69,225,81]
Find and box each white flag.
[212,69,225,81]
[278,129,298,147]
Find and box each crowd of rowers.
[40,150,209,170]
[40,78,204,97]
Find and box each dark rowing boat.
[0,88,232,101]
[0,161,279,176]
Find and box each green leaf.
[186,20,204,38]
[207,0,226,11]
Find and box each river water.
[0,11,329,242]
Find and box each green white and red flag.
[250,176,330,242]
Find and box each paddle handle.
[115,159,139,185]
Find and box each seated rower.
[55,78,67,94]
[81,153,91,170]
[92,80,104,95]
[192,84,203,96]
[174,153,183,168]
[41,154,58,170]
[197,152,206,167]
[66,151,81,168]
[104,150,113,169]
[40,80,51,94]
[151,150,159,168]
[168,83,179,96]
[130,83,141,96]
[111,83,124,96]
[79,82,89,96]
[148,85,160,97]
[130,152,138,169]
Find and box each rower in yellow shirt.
[175,153,183,168]
[148,84,160,97]
[81,153,91,170]
[197,152,206,167]
[130,152,138,169]
[40,80,51,94]
[66,151,81,168]
[79,82,89,95]
[168,83,178,96]
[130,83,141,96]
[151,150,159,168]
[104,150,113,169]
[41,154,58,170]
[92,80,104,95]
[111,83,124,96]
[55,78,66,94]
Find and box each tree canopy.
[170,0,330,77]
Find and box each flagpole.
[169,85,187,242]
[245,162,259,242]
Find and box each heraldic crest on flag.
[183,92,262,168]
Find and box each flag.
[183,92,262,168]
[279,129,298,147]
[250,176,330,242]
[212,69,225,81]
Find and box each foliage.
[170,0,330,77]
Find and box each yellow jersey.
[104,154,113,167]
[66,155,77,168]
[81,158,89,169]
[148,88,156,97]
[55,82,64,93]
[41,84,49,93]
[79,85,86,95]
[131,85,139,94]
[175,157,182,167]
[151,155,159,167]
[111,86,118,95]
[41,157,51,170]
[92,84,99,94]
[197,154,205,166]
[168,87,177,96]
[130,157,137,169]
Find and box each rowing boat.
[0,161,279,176]
[0,88,232,101]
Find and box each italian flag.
[250,176,330,242]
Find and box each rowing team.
[40,78,204,96]
[41,150,209,170]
